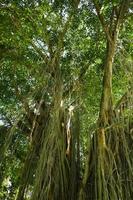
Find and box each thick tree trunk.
[31,65,67,200]
[97,36,117,157]
[99,41,115,126]
[97,39,116,200]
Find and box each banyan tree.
[0,0,132,200]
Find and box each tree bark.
[98,40,116,148]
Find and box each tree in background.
[0,0,132,200]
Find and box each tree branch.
[114,0,130,35]
[93,0,112,43]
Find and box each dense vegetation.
[0,0,133,199]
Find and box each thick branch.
[93,0,112,43]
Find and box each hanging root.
[31,105,69,200]
[82,114,133,200]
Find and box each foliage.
[0,0,132,200]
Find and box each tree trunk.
[97,39,116,200]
